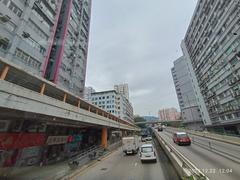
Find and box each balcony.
[231,90,240,97]
[206,91,216,99]
[228,75,240,86]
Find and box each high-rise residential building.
[158,108,181,121]
[172,56,204,130]
[0,0,60,75]
[114,83,129,100]
[83,86,95,102]
[182,0,240,134]
[91,90,134,122]
[0,0,91,97]
[44,0,91,97]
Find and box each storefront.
[65,134,83,157]
[44,136,68,164]
[16,146,43,166]
[0,133,46,167]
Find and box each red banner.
[0,133,46,150]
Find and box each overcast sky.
[86,0,197,116]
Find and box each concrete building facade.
[172,56,204,130]
[114,83,129,100]
[182,0,240,134]
[91,90,134,122]
[0,0,91,97]
[0,0,60,75]
[158,108,181,121]
[44,0,91,97]
[83,86,95,102]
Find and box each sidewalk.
[1,141,122,180]
[1,160,70,180]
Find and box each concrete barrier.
[167,127,240,146]
[153,129,209,180]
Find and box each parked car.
[173,132,191,145]
[139,144,157,163]
[122,136,139,155]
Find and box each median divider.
[165,128,240,164]
[153,129,209,180]
[167,127,240,146]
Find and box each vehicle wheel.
[141,160,144,163]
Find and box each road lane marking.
[134,162,137,167]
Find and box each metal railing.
[165,127,240,163]
[153,129,209,180]
[68,145,104,168]
[191,136,240,164]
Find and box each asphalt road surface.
[75,139,179,180]
[158,130,240,180]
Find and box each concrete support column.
[101,127,108,148]
[0,65,9,80]
[77,99,81,108]
[40,83,46,95]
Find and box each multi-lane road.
[157,129,240,180]
[71,129,240,180]
[74,140,179,180]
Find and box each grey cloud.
[86,0,197,116]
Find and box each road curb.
[61,147,120,180]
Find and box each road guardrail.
[153,129,209,180]
[164,128,240,164]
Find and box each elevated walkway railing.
[0,57,139,131]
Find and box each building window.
[24,36,46,55]
[8,1,22,17]
[28,20,48,40]
[14,48,41,70]
[0,37,9,50]
[4,21,16,32]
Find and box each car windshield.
[141,147,153,153]
[177,134,188,138]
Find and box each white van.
[122,136,139,155]
[139,144,157,163]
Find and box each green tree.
[134,116,147,128]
